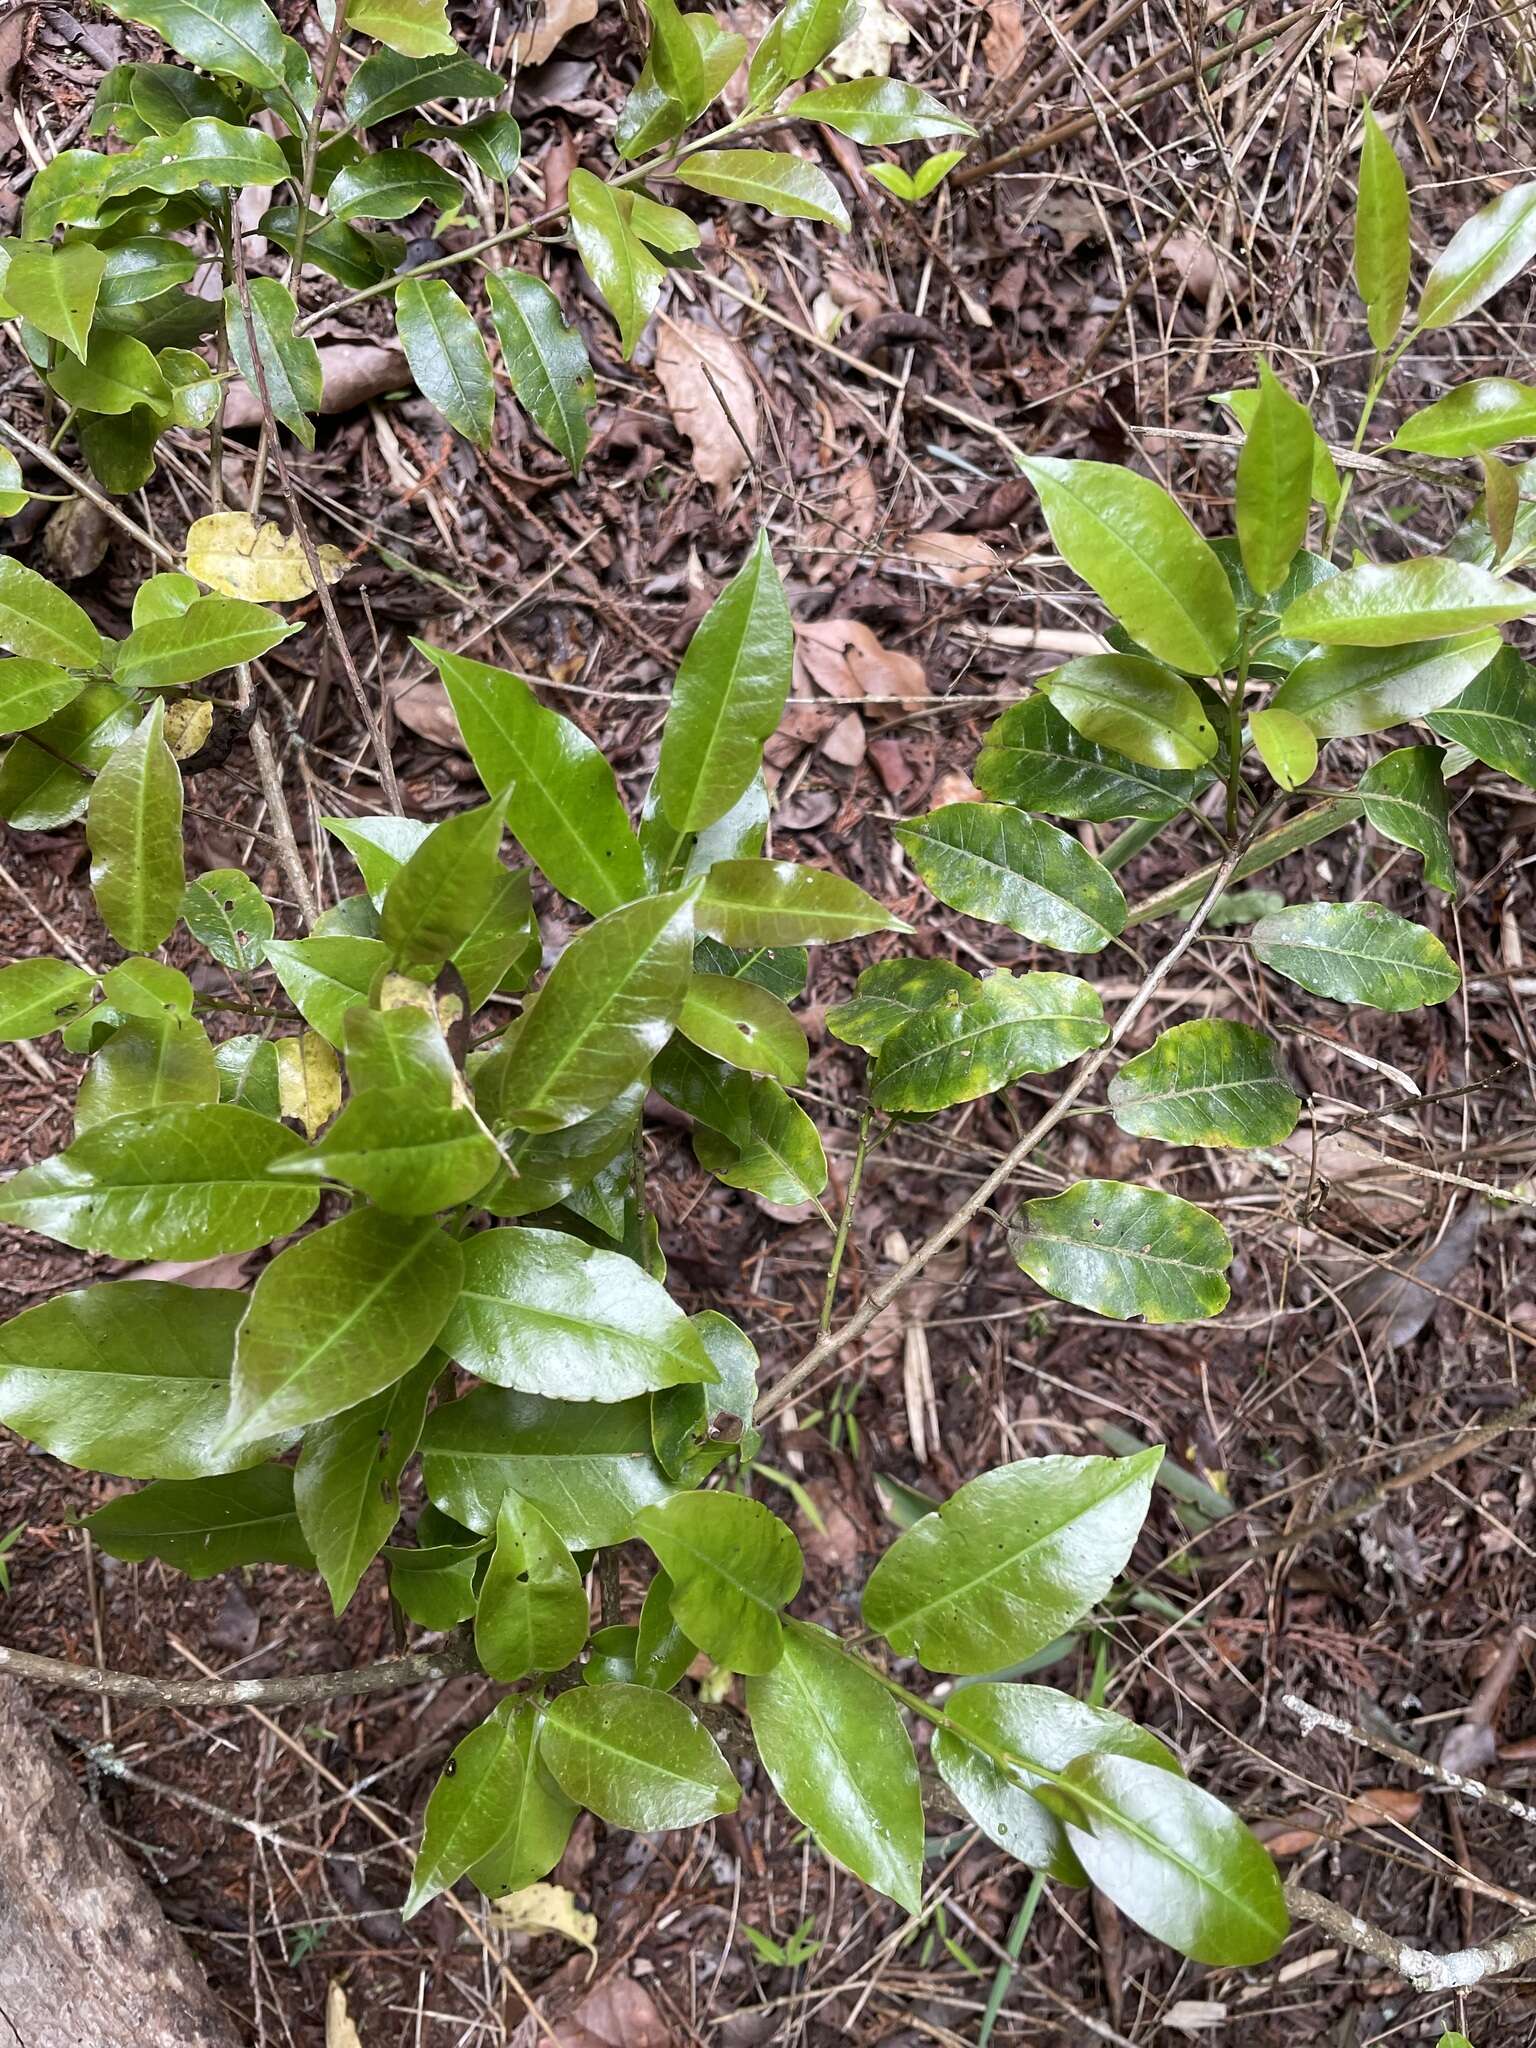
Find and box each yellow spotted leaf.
[487,1881,598,1954]
[186,512,349,602]
[276,1030,343,1138]
[163,697,214,759]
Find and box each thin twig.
[0,1635,480,1707]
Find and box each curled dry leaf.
[904,530,1000,588]
[795,617,928,706]
[507,0,598,68]
[821,708,866,767]
[654,319,760,496]
[186,512,348,602]
[222,345,410,431]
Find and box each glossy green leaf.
[1272,630,1501,736]
[475,1487,590,1682]
[826,956,975,1053]
[871,969,1107,1114]
[974,695,1205,823]
[635,1491,802,1675]
[86,699,185,951]
[655,1040,827,1205]
[476,1085,642,1221]
[86,1465,312,1579]
[294,1354,437,1614]
[105,0,286,86]
[754,0,863,94]
[116,595,298,691]
[1251,901,1460,1011]
[1359,745,1455,892]
[568,167,664,360]
[77,408,163,492]
[109,117,289,196]
[643,0,705,105]
[343,1004,457,1101]
[748,1622,923,1912]
[1012,1181,1232,1322]
[0,555,104,668]
[0,451,28,520]
[585,1625,639,1686]
[3,241,106,362]
[621,190,700,253]
[895,803,1125,953]
[485,268,594,474]
[1108,1019,1299,1148]
[862,1449,1161,1673]
[128,64,245,131]
[677,150,850,232]
[349,0,455,59]
[380,792,506,973]
[651,1309,760,1483]
[1354,107,1411,351]
[1218,395,1341,520]
[787,77,971,144]
[1019,457,1238,675]
[264,935,389,1045]
[278,1087,498,1214]
[1277,559,1535,645]
[1426,643,1536,787]
[1391,377,1536,456]
[694,859,904,947]
[1421,181,1536,331]
[421,1385,678,1545]
[99,240,200,309]
[634,1568,698,1688]
[343,49,502,127]
[101,957,193,1018]
[329,148,460,223]
[51,329,172,417]
[385,1536,485,1627]
[75,1012,218,1129]
[323,813,431,905]
[1249,706,1317,792]
[406,1696,532,1917]
[465,1700,580,1897]
[1034,656,1220,771]
[1235,363,1313,595]
[226,276,321,448]
[181,867,273,969]
[260,205,405,289]
[0,958,96,1042]
[678,971,807,1083]
[217,1035,280,1114]
[540,1684,739,1829]
[439,110,523,182]
[396,277,495,447]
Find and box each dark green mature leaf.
[476,1085,642,1220]
[86,1464,313,1579]
[3,241,106,361]
[76,408,162,494]
[826,956,974,1053]
[934,1684,1182,1885]
[651,1308,761,1483]
[1354,106,1411,351]
[787,77,970,143]
[215,1035,280,1114]
[896,803,1125,952]
[109,117,289,197]
[655,1039,827,1205]
[1108,1020,1299,1148]
[475,1487,590,1682]
[226,1209,462,1440]
[99,239,200,308]
[264,934,389,1044]
[1251,901,1460,1011]
[75,1012,218,1129]
[50,331,171,417]
[1035,656,1220,771]
[277,1087,498,1214]
[1249,706,1317,793]
[294,1354,437,1613]
[541,1684,739,1828]
[1012,1181,1232,1322]
[224,276,321,448]
[485,268,594,473]
[421,1385,678,1544]
[105,0,286,87]
[396,278,495,447]
[1061,1754,1288,1966]
[678,150,850,231]
[260,205,405,288]
[443,1225,716,1400]
[116,595,298,691]
[633,1568,698,1688]
[329,148,460,223]
[871,970,1106,1114]
[343,48,502,126]
[1019,458,1238,675]
[1235,363,1313,595]
[380,792,506,972]
[748,1622,923,1912]
[974,695,1205,822]
[479,888,696,1133]
[635,1491,803,1675]
[0,659,85,735]
[694,859,903,947]
[0,555,104,668]
[864,1450,1161,1673]
[1427,643,1536,787]
[568,168,664,360]
[1421,181,1536,330]
[385,1537,485,1627]
[1272,630,1501,736]
[417,643,647,913]
[0,958,96,1042]
[656,532,793,833]
[1359,746,1455,892]
[181,867,274,969]
[678,970,807,1083]
[406,1696,532,1917]
[753,0,863,95]
[127,59,246,130]
[0,1282,260,1480]
[464,1700,580,1898]
[1390,378,1536,456]
[1277,559,1535,645]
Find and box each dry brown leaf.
[795,618,927,705]
[983,0,1029,82]
[1263,1786,1423,1859]
[1161,232,1233,306]
[325,1981,363,2048]
[223,344,409,430]
[552,1976,671,2048]
[820,709,866,767]
[827,0,908,77]
[655,320,759,495]
[905,530,999,588]
[933,768,981,806]
[508,0,597,67]
[386,662,464,750]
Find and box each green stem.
[1097,815,1165,873]
[1322,329,1417,556]
[978,1873,1046,2048]
[1223,636,1250,842]
[820,1113,871,1336]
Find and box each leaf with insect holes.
[1252,901,1460,1011]
[181,869,273,970]
[1012,1181,1233,1322]
[678,971,807,1084]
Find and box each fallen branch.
[0,1635,480,1708]
[1286,1882,1536,1993]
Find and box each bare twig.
[0,1636,480,1708]
[1282,1693,1536,1825]
[1286,1882,1536,1993]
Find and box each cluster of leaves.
[0,0,970,495]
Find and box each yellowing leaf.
[325,1981,364,2048]
[276,1031,342,1138]
[488,1880,598,1954]
[163,697,214,759]
[186,512,349,601]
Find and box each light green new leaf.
[1277,559,1535,645]
[328,148,461,223]
[1235,363,1313,595]
[86,698,186,951]
[636,1491,803,1675]
[540,1684,739,1829]
[568,167,664,360]
[380,792,506,973]
[105,0,286,87]
[465,1700,580,1899]
[343,1004,458,1098]
[643,0,705,105]
[75,1012,218,1129]
[181,868,274,970]
[896,803,1126,953]
[1421,181,1536,331]
[276,1087,498,1214]
[748,1622,924,1912]
[1218,393,1341,519]
[1252,901,1459,1011]
[693,859,905,947]
[264,934,388,1045]
[225,277,321,449]
[323,813,431,905]
[475,1487,590,1683]
[755,0,863,93]
[0,684,137,830]
[1012,1181,1232,1322]
[1019,457,1238,675]
[225,1208,463,1440]
[405,1697,532,1918]
[1426,643,1536,788]
[1391,378,1536,456]
[87,1464,313,1577]
[343,49,502,127]
[1359,745,1455,893]
[485,268,594,474]
[0,555,104,668]
[974,695,1206,822]
[678,971,807,1083]
[294,1353,437,1613]
[348,0,455,58]
[396,277,495,447]
[787,78,972,144]
[3,241,107,362]
[871,970,1107,1115]
[1354,107,1411,351]
[1272,630,1501,737]
[826,957,976,1053]
[0,958,96,1042]
[116,595,299,691]
[1108,1019,1299,1148]
[677,148,850,230]
[1249,706,1317,792]
[863,1449,1162,1672]
[1035,655,1220,772]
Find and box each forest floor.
[3,0,1536,2043]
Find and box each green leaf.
[0,1281,265,1480]
[974,695,1205,823]
[294,1353,437,1613]
[1235,363,1313,595]
[475,1487,591,1682]
[1272,630,1501,736]
[651,1309,761,1482]
[0,555,104,668]
[787,77,970,143]
[1058,1753,1287,1966]
[1391,377,1536,457]
[1277,558,1535,646]
[540,1684,739,1828]
[485,269,594,474]
[476,1085,642,1220]
[1354,107,1411,351]
[226,1209,462,1440]
[0,683,138,830]
[416,642,647,913]
[439,111,523,182]
[344,1002,458,1098]
[116,594,299,690]
[277,1087,498,1214]
[477,888,696,1133]
[348,0,455,59]
[635,1491,803,1675]
[1012,1181,1232,1323]
[871,970,1107,1114]
[86,699,186,951]
[77,408,163,493]
[260,205,405,289]
[1217,397,1341,520]
[225,277,321,449]
[109,117,289,196]
[826,956,975,1053]
[215,1033,281,1113]
[747,1622,923,1912]
[86,1465,313,1579]
[328,148,461,223]
[104,0,286,87]
[75,1012,218,1129]
[634,1568,698,1687]
[655,1040,827,1205]
[621,190,700,252]
[1421,181,1536,331]
[933,1683,1183,1886]
[442,1225,718,1400]
[895,803,1126,953]
[1108,1019,1299,1148]
[99,240,200,310]
[19,150,120,237]
[128,60,246,130]
[385,1536,486,1626]
[693,859,903,946]
[567,168,664,360]
[643,0,705,106]
[380,792,507,973]
[264,934,389,1045]
[396,277,495,447]
[50,330,172,418]
[1251,901,1460,1011]
[656,532,793,833]
[678,971,807,1083]
[181,867,274,969]
[1426,642,1536,787]
[862,1449,1161,1672]
[1249,706,1317,792]
[323,813,430,904]
[343,49,502,127]
[676,149,850,231]
[1359,745,1455,892]
[1018,458,1238,675]
[406,1697,533,1918]
[1035,656,1219,773]
[464,1701,580,1899]
[754,0,862,94]
[0,958,96,1041]
[2,241,106,362]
